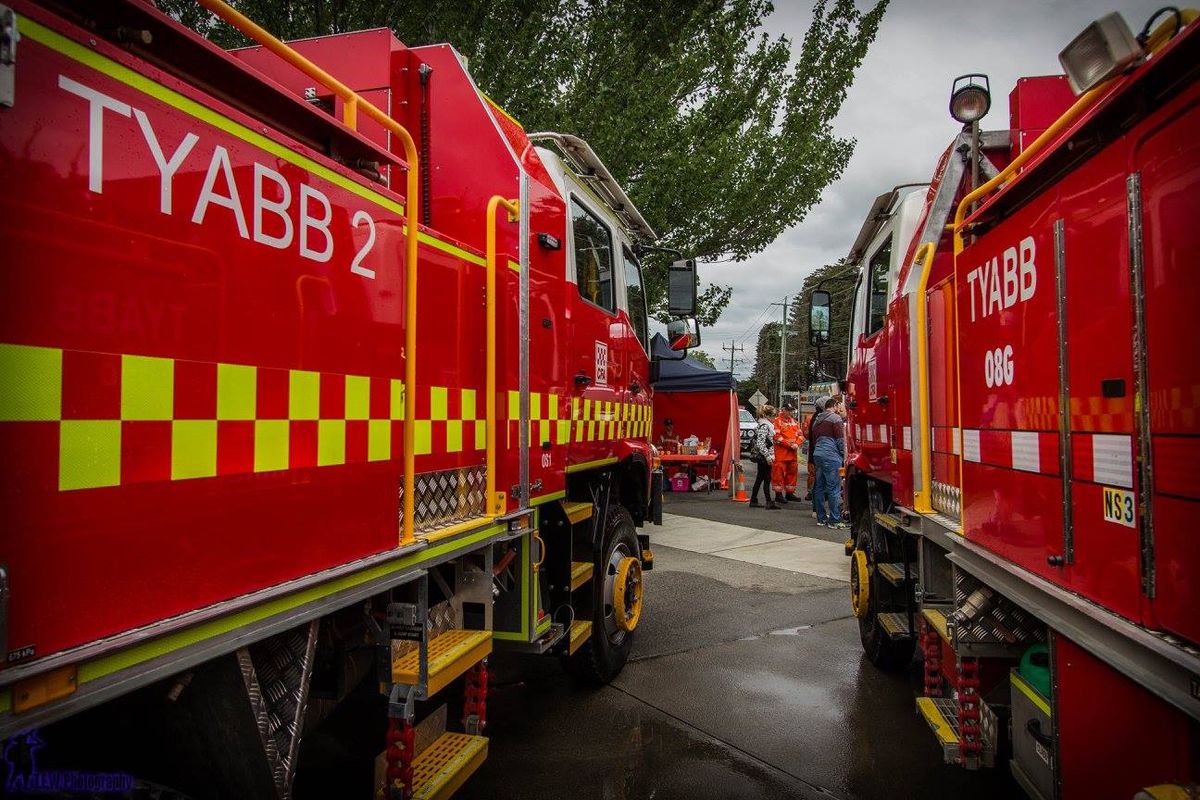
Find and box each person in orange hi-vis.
[771,403,802,504]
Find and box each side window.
[866,234,892,334]
[571,198,615,313]
[621,247,649,353]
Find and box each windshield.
[739,409,754,424]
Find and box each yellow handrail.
[911,243,935,513]
[486,196,519,516]
[197,0,423,544]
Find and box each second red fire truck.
[814,8,1200,799]
[0,0,701,796]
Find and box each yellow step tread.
[916,697,959,746]
[392,630,492,697]
[921,607,951,643]
[568,619,593,655]
[570,561,594,591]
[412,732,488,800]
[562,500,593,525]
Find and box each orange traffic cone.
[732,464,749,502]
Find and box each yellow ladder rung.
[570,561,593,591]
[562,501,593,525]
[411,732,488,800]
[392,630,492,697]
[568,620,593,656]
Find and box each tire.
[566,504,640,685]
[853,483,916,672]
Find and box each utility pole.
[721,341,744,373]
[770,297,789,407]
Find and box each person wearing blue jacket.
[810,395,846,528]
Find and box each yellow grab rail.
[911,243,935,513]
[486,196,519,516]
[197,0,423,544]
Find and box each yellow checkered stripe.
[0,343,485,491]
[506,391,652,447]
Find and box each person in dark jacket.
[748,404,779,510]
[804,396,828,503]
[810,395,846,528]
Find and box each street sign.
[749,390,767,408]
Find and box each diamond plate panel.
[951,570,1046,652]
[237,620,319,800]
[399,466,487,533]
[932,480,961,518]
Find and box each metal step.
[916,696,997,769]
[876,562,913,585]
[392,630,492,697]
[412,732,488,800]
[921,606,952,643]
[570,561,593,591]
[876,612,914,639]
[874,511,902,532]
[562,500,593,525]
[568,619,593,655]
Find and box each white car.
[738,408,756,456]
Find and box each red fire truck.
[0,1,699,796]
[810,8,1199,799]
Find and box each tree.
[751,320,783,401]
[689,350,717,369]
[162,0,888,325]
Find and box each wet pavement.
[459,496,1020,800]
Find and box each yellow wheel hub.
[612,556,643,632]
[850,549,870,619]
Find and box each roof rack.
[528,132,656,242]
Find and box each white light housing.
[949,74,991,124]
[1059,12,1145,94]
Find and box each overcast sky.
[697,0,1164,378]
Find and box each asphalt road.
[458,493,1021,800]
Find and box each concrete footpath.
[458,504,1019,800]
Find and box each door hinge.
[0,6,18,108]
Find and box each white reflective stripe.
[1011,431,1040,472]
[856,424,863,440]
[963,429,981,463]
[866,424,874,442]
[1092,434,1133,488]
[880,424,888,443]
[903,426,912,450]
[952,428,961,455]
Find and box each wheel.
[852,482,916,671]
[566,504,641,685]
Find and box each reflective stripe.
[1092,434,1133,488]
[962,429,981,463]
[1011,430,1041,473]
[1,343,487,491]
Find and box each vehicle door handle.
[876,395,889,405]
[574,372,592,387]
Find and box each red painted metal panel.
[1135,86,1200,644]
[1055,635,1197,799]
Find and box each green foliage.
[688,349,717,368]
[161,0,886,324]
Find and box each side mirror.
[666,317,700,351]
[668,258,698,318]
[809,290,831,347]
